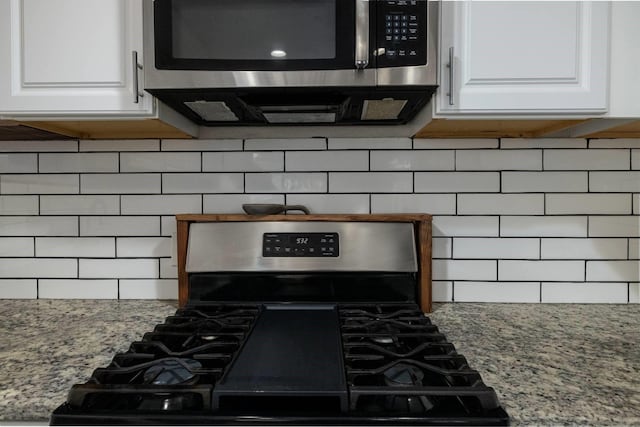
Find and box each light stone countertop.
[0,300,638,426]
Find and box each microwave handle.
[355,0,369,69]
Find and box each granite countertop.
[0,300,639,426]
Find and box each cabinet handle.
[446,47,454,106]
[132,51,144,104]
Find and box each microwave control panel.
[376,0,427,67]
[263,233,339,257]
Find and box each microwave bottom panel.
[146,87,437,126]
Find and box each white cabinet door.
[437,1,609,115]
[0,0,153,116]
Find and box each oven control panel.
[263,233,339,257]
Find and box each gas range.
[51,216,509,425]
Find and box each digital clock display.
[263,232,339,257]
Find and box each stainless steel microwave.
[143,0,438,126]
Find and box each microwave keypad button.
[385,14,392,21]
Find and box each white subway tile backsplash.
[588,139,640,149]
[1,174,78,194]
[246,138,326,151]
[541,282,628,303]
[0,154,37,173]
[454,282,540,303]
[499,260,584,281]
[119,279,178,299]
[541,238,628,260]
[39,153,118,173]
[631,283,640,303]
[501,138,587,149]
[0,217,78,236]
[285,194,369,214]
[161,216,177,237]
[0,258,77,278]
[370,151,454,171]
[453,238,539,259]
[162,139,242,151]
[630,239,639,259]
[0,140,77,152]
[456,150,542,171]
[36,237,114,258]
[432,238,452,259]
[0,280,37,298]
[2,137,639,303]
[589,216,640,237]
[0,196,38,215]
[40,195,119,215]
[117,237,171,258]
[203,152,284,172]
[246,173,327,193]
[546,194,631,215]
[79,259,159,279]
[329,138,411,150]
[432,281,453,302]
[501,216,588,237]
[120,153,200,172]
[586,261,639,282]
[0,238,33,256]
[80,139,159,152]
[160,258,177,279]
[80,216,160,236]
[544,149,629,170]
[287,151,368,171]
[330,173,411,193]
[39,279,118,299]
[458,194,544,215]
[414,139,498,149]
[203,194,285,214]
[371,194,455,214]
[432,216,499,237]
[162,173,243,194]
[81,174,161,194]
[433,260,497,281]
[121,195,202,215]
[415,172,499,193]
[590,172,640,192]
[502,172,587,193]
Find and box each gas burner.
[371,336,394,345]
[383,362,424,387]
[143,358,203,385]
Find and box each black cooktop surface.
[51,303,509,425]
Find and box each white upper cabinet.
[0,0,153,116]
[436,1,610,116]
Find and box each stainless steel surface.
[447,46,454,106]
[186,222,417,273]
[355,0,370,70]
[142,0,436,90]
[132,51,144,104]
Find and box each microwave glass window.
[171,0,336,60]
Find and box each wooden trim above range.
[175,214,433,313]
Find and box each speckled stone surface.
[0,300,638,425]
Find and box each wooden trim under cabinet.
[175,214,433,313]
